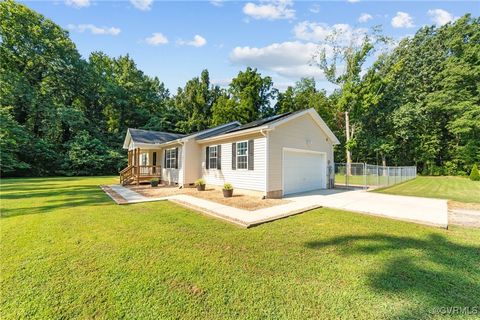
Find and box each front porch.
[119,147,161,185]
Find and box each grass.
[335,174,413,187]
[1,176,480,319]
[335,173,366,186]
[375,176,480,204]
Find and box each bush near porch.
[1,176,479,319]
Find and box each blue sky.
[24,0,478,93]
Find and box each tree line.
[1,1,478,177]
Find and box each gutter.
[196,125,271,143]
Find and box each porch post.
[136,147,140,185]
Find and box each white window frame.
[208,145,218,170]
[165,148,176,169]
[236,141,248,170]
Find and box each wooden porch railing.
[119,165,134,185]
[120,165,161,185]
[136,165,162,177]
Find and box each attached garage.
[282,148,327,195]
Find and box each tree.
[211,91,240,126]
[0,107,30,175]
[470,164,480,181]
[275,78,335,128]
[314,26,388,168]
[229,67,277,123]
[174,69,218,133]
[0,0,85,174]
[353,15,479,171]
[64,131,123,176]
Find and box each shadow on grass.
[305,233,480,319]
[1,186,96,200]
[1,185,113,218]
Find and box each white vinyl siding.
[201,137,266,191]
[182,139,201,186]
[268,113,334,192]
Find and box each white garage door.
[283,149,326,195]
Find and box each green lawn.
[1,177,479,319]
[335,174,410,187]
[375,176,480,203]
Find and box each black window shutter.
[232,143,236,170]
[164,150,167,167]
[175,147,179,169]
[217,145,222,170]
[153,152,157,166]
[206,146,210,169]
[248,139,254,170]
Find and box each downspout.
[260,128,269,198]
[179,140,186,188]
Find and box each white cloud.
[211,78,231,87]
[243,0,295,21]
[177,35,207,47]
[293,21,367,46]
[130,0,153,11]
[427,9,457,26]
[210,0,223,7]
[67,24,121,35]
[230,41,326,79]
[391,11,414,28]
[309,4,320,13]
[145,32,169,45]
[65,0,90,8]
[358,13,373,23]
[347,0,360,3]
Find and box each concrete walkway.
[106,185,448,228]
[285,189,448,228]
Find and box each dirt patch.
[447,201,480,228]
[128,184,289,211]
[448,200,480,210]
[129,184,184,197]
[100,185,128,204]
[449,208,480,228]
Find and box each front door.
[152,152,157,174]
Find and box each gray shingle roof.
[128,128,185,144]
[193,122,241,140]
[197,109,307,139]
[127,110,307,144]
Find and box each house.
[121,108,340,198]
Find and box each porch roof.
[123,128,185,149]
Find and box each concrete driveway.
[285,189,449,228]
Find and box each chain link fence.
[334,163,417,189]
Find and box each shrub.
[470,164,480,181]
[443,161,458,176]
[223,183,233,190]
[421,164,444,176]
[150,178,159,182]
[195,178,205,186]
